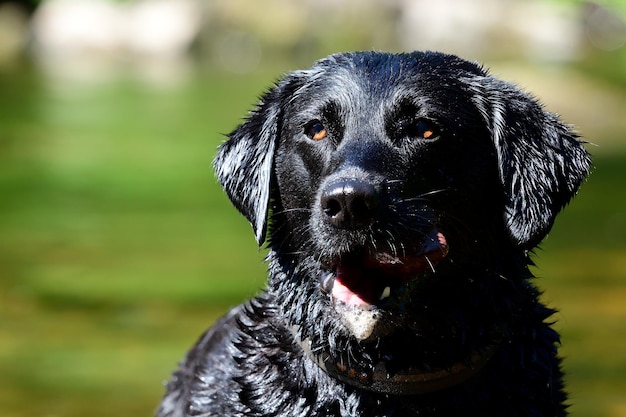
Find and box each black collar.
[292,327,500,396]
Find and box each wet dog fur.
[157,51,591,417]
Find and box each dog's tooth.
[379,286,391,301]
[320,272,335,294]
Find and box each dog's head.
[214,51,590,391]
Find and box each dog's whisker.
[383,230,399,257]
[497,274,511,282]
[394,189,449,205]
[384,179,405,185]
[273,207,312,216]
[424,255,436,274]
[399,241,407,259]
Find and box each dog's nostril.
[320,180,378,229]
[323,198,342,218]
[349,197,374,221]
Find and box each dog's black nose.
[320,180,378,229]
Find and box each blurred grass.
[0,62,625,417]
[0,64,272,416]
[536,156,626,417]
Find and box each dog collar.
[293,327,499,396]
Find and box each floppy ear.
[213,86,282,245]
[469,77,591,248]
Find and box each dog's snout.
[321,180,378,229]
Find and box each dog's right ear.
[466,75,591,249]
[213,86,282,245]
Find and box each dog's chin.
[320,229,449,341]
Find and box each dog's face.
[271,55,509,341]
[214,52,590,382]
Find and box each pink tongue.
[332,261,378,306]
[331,231,448,306]
[332,278,371,306]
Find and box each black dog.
[157,51,590,416]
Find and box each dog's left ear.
[468,76,591,249]
[213,86,282,245]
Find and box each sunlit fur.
[158,51,591,417]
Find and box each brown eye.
[414,120,438,140]
[400,119,439,141]
[305,121,328,141]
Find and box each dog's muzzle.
[316,177,450,340]
[322,228,448,340]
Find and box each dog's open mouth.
[322,229,449,340]
[328,229,448,306]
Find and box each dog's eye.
[305,121,328,141]
[400,119,439,141]
[416,120,437,139]
[412,120,439,140]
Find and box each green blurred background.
[0,0,625,416]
